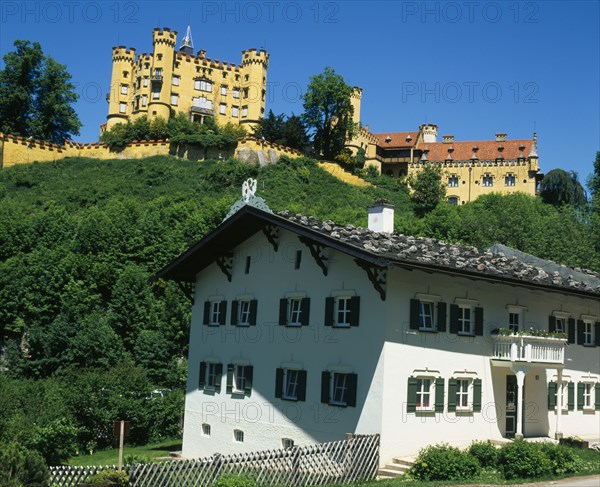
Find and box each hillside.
[0,155,598,463]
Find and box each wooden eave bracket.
[176,281,195,305]
[355,259,387,301]
[262,225,279,251]
[216,252,234,282]
[298,236,328,276]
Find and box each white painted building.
[157,188,600,466]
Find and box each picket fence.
[49,433,380,487]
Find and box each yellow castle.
[347,88,541,204]
[103,26,268,133]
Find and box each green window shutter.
[548,381,557,409]
[595,322,600,347]
[409,299,420,330]
[473,379,482,412]
[548,315,556,333]
[226,364,234,394]
[435,378,445,412]
[297,370,307,402]
[275,368,284,399]
[300,298,310,326]
[218,301,227,326]
[215,363,223,393]
[203,301,210,325]
[346,373,358,407]
[474,307,484,336]
[279,298,288,326]
[577,382,584,410]
[249,300,258,326]
[324,297,334,326]
[568,382,574,410]
[407,377,417,413]
[244,366,253,397]
[199,362,206,389]
[230,300,238,326]
[595,383,600,410]
[567,318,576,344]
[321,371,330,404]
[437,302,447,332]
[449,305,459,334]
[349,296,360,326]
[576,320,585,345]
[447,378,457,412]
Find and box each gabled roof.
[373,132,419,148]
[155,206,600,299]
[420,139,533,162]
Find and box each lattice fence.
[50,434,380,487]
[48,465,119,487]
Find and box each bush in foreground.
[0,442,49,487]
[468,440,499,468]
[214,473,258,487]
[410,443,481,481]
[497,440,552,479]
[82,469,129,486]
[539,442,583,475]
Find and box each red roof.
[419,139,533,162]
[373,131,419,148]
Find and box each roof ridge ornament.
[224,178,272,220]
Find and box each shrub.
[213,473,258,487]
[410,443,481,481]
[468,440,498,468]
[0,442,50,487]
[82,469,129,486]
[497,440,552,479]
[539,443,583,475]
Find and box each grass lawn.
[68,439,182,466]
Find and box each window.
[119,103,126,113]
[410,299,446,332]
[231,299,257,326]
[202,423,211,436]
[157,54,163,61]
[450,304,483,336]
[583,321,593,346]
[282,438,294,449]
[508,309,522,332]
[505,174,516,186]
[203,300,227,326]
[275,368,307,401]
[219,103,226,115]
[321,371,357,407]
[579,382,594,410]
[152,88,160,99]
[279,297,310,326]
[407,377,444,413]
[193,96,212,110]
[448,196,459,205]
[171,94,178,105]
[577,318,599,346]
[141,95,147,107]
[448,378,482,412]
[234,429,244,442]
[243,88,249,99]
[172,76,179,86]
[482,174,493,187]
[120,84,128,95]
[221,85,227,96]
[448,175,459,187]
[456,379,470,409]
[232,105,239,117]
[199,362,223,392]
[194,79,212,92]
[233,88,240,99]
[241,106,248,118]
[555,317,565,333]
[324,296,360,327]
[227,364,253,396]
[143,77,149,87]
[548,381,574,411]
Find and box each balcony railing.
[492,334,566,365]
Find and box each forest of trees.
[1,153,599,467]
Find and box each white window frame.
[171,94,178,106]
[221,85,227,96]
[210,301,221,326]
[233,88,240,99]
[232,105,239,117]
[283,369,300,401]
[120,84,128,95]
[416,377,434,411]
[233,429,244,443]
[119,102,127,114]
[202,423,211,436]
[238,300,251,327]
[143,77,149,87]
[582,382,594,409]
[152,88,160,99]
[419,301,435,331]
[141,95,147,107]
[241,106,248,118]
[482,174,493,187]
[560,381,569,411]
[455,378,473,411]
[508,310,522,331]
[172,76,180,86]
[583,320,594,346]
[458,306,473,335]
[195,79,212,92]
[555,317,566,333]
[448,175,459,187]
[330,372,349,407]
[288,298,302,326]
[335,297,351,327]
[206,362,218,389]
[219,103,226,115]
[233,365,246,394]
[505,174,516,186]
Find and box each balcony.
[492,334,566,366]
[151,74,163,84]
[190,106,214,116]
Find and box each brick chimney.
[443,135,454,144]
[495,133,507,142]
[368,200,394,233]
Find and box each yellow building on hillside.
[103,26,268,133]
[346,89,541,204]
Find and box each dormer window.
[385,136,391,143]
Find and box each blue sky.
[1,1,598,185]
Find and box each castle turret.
[106,46,136,131]
[419,123,438,143]
[239,48,269,130]
[351,87,362,125]
[179,25,194,56]
[148,27,177,122]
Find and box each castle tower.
[105,46,136,131]
[419,123,438,143]
[351,87,362,125]
[148,27,177,123]
[239,48,269,130]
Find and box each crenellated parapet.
[241,48,269,67]
[152,27,177,47]
[112,46,136,63]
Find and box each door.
[505,375,518,437]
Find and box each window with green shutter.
[595,383,600,411]
[568,382,574,411]
[473,378,482,412]
[447,378,457,412]
[407,377,417,413]
[435,378,445,412]
[548,381,557,409]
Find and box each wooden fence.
[49,434,380,487]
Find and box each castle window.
[171,94,178,106]
[448,175,459,187]
[152,88,160,99]
[233,88,240,99]
[219,103,226,115]
[172,76,180,86]
[232,105,239,117]
[221,85,227,96]
[141,95,147,107]
[235,74,240,81]
[157,54,163,61]
[144,63,149,69]
[119,102,126,114]
[143,77,148,87]
[241,106,248,118]
[448,196,459,205]
[194,80,212,92]
[505,174,516,186]
[243,88,249,99]
[193,97,212,110]
[120,84,128,95]
[122,70,128,78]
[244,74,249,81]
[482,174,493,187]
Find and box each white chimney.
[368,201,394,233]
